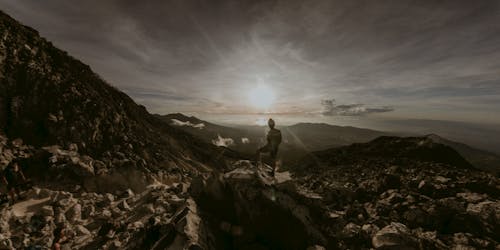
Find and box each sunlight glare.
[248,85,276,110]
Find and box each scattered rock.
[372,222,419,249]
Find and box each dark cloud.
[321,99,394,116]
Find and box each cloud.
[212,134,234,147]
[2,0,499,123]
[241,138,250,144]
[321,99,394,116]
[170,119,205,129]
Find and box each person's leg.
[270,150,277,176]
[257,144,271,165]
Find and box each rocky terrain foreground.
[1,134,499,249]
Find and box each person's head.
[268,118,275,129]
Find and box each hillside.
[426,134,500,173]
[0,10,228,173]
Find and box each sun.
[248,85,276,110]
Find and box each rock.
[466,201,500,221]
[128,221,144,231]
[75,225,91,236]
[40,206,54,217]
[342,222,361,238]
[372,222,419,249]
[82,204,95,219]
[100,209,112,219]
[435,176,451,183]
[142,204,155,214]
[76,160,94,177]
[117,200,131,211]
[104,193,115,204]
[361,224,380,237]
[307,245,326,250]
[168,194,185,205]
[38,188,52,199]
[66,203,82,222]
[457,192,488,203]
[418,180,426,189]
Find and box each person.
[2,159,27,204]
[257,118,282,176]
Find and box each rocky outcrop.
[0,180,214,249]
[190,160,328,250]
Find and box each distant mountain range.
[160,113,500,173]
[157,113,391,164]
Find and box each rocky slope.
[0,10,234,249]
[427,134,500,173]
[0,10,230,174]
[288,136,499,249]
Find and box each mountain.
[161,113,500,173]
[0,10,229,173]
[295,136,474,170]
[426,134,500,173]
[0,10,235,249]
[156,113,249,146]
[284,122,390,150]
[158,113,393,165]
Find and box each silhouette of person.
[257,118,282,176]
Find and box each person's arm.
[1,175,7,185]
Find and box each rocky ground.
[290,136,500,249]
[0,134,206,249]
[1,135,499,250]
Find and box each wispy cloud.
[321,99,394,116]
[1,0,499,123]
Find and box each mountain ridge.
[0,10,230,172]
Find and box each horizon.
[167,112,500,154]
[1,0,499,128]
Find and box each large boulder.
[372,222,419,250]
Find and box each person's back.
[258,119,282,175]
[266,128,282,153]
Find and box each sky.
[1,0,500,127]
